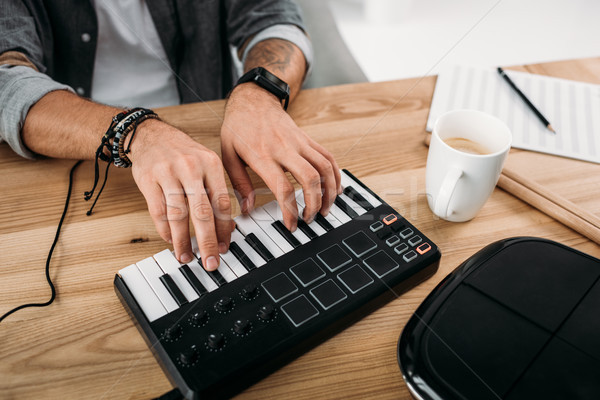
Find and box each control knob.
[258,304,275,321]
[207,333,225,350]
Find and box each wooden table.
[1,57,599,400]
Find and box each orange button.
[416,243,431,255]
[383,214,397,225]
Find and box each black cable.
[0,160,82,324]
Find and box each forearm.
[242,38,307,102]
[22,90,120,159]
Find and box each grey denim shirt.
[0,0,309,158]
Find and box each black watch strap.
[234,67,290,110]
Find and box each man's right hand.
[127,119,233,271]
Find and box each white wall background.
[329,0,600,82]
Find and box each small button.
[310,280,347,310]
[342,231,377,258]
[390,220,404,232]
[376,227,392,240]
[399,228,413,239]
[369,221,384,232]
[417,242,432,255]
[394,243,409,255]
[408,235,422,246]
[281,295,319,327]
[403,250,418,262]
[385,235,400,247]
[337,264,374,294]
[383,214,398,225]
[76,87,85,96]
[81,33,91,43]
[363,250,399,278]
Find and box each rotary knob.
[163,324,182,341]
[178,345,199,365]
[258,304,275,321]
[241,283,258,300]
[207,333,225,350]
[215,296,234,313]
[190,310,209,326]
[233,319,251,335]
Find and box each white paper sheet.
[426,65,600,164]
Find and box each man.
[0,0,341,271]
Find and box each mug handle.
[434,166,463,218]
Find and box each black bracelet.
[84,107,158,215]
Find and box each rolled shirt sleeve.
[241,24,313,74]
[0,65,73,159]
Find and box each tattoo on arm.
[243,38,307,100]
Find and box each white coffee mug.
[426,109,512,222]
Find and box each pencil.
[497,67,556,134]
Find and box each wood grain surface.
[1,57,599,400]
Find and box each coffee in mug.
[443,137,491,155]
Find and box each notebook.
[426,65,600,164]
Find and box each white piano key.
[231,229,266,267]
[295,189,342,228]
[153,249,199,302]
[328,201,352,224]
[220,251,248,278]
[235,213,287,257]
[249,206,296,253]
[119,264,168,322]
[186,258,219,292]
[339,192,367,216]
[136,256,179,313]
[340,170,382,207]
[190,237,238,283]
[260,201,310,244]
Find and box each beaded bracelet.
[111,109,159,168]
[85,107,159,215]
[113,113,160,167]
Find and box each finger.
[222,149,255,214]
[309,139,342,195]
[258,163,298,231]
[183,182,221,271]
[161,183,194,264]
[282,155,322,224]
[301,146,337,216]
[204,170,233,254]
[138,181,172,243]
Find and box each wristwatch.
[234,67,290,110]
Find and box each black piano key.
[271,220,301,248]
[229,241,257,271]
[159,274,188,306]
[207,270,227,287]
[245,232,275,261]
[314,213,334,232]
[179,264,208,297]
[343,186,374,211]
[334,196,359,219]
[196,256,227,287]
[297,219,318,240]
